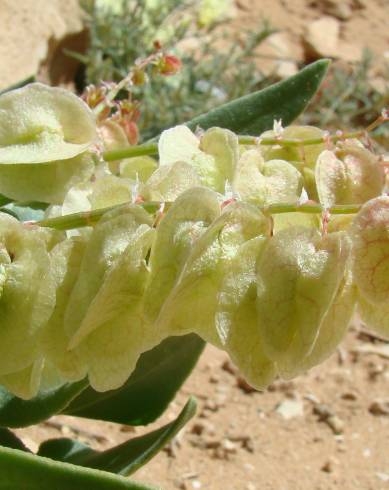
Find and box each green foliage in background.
[76,0,277,140]
[300,51,389,147]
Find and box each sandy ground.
[15,317,389,490]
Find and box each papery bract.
[63,206,152,340]
[158,125,238,193]
[61,175,133,217]
[233,148,302,205]
[41,237,88,382]
[69,225,155,391]
[357,295,389,337]
[215,236,277,389]
[157,201,271,346]
[143,187,221,326]
[0,83,96,164]
[142,161,201,201]
[256,227,349,374]
[351,196,389,305]
[290,270,356,376]
[0,214,56,378]
[120,156,158,182]
[0,360,44,400]
[0,153,94,204]
[99,120,130,174]
[316,145,384,207]
[260,125,326,169]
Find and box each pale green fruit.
[233,149,302,205]
[142,161,201,201]
[216,237,277,389]
[260,125,325,168]
[64,206,153,346]
[357,294,389,338]
[351,196,389,305]
[158,125,200,166]
[273,212,320,234]
[327,215,354,233]
[158,125,238,193]
[0,83,96,164]
[301,166,319,201]
[257,227,349,373]
[0,153,94,204]
[0,359,43,400]
[316,146,384,207]
[199,127,238,192]
[41,238,88,382]
[144,187,221,326]
[99,120,130,174]
[120,156,158,183]
[0,214,56,376]
[69,226,155,391]
[157,202,271,345]
[287,269,356,376]
[62,175,133,216]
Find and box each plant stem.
[37,202,161,230]
[37,201,360,231]
[102,131,364,162]
[103,143,158,161]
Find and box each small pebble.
[326,415,344,435]
[376,472,389,482]
[222,359,237,375]
[340,392,358,401]
[237,376,257,394]
[321,460,333,473]
[369,400,389,416]
[191,420,216,436]
[276,398,304,419]
[313,403,344,434]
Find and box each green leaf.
[39,397,196,476]
[0,195,13,207]
[64,334,204,425]
[0,380,88,428]
[185,60,330,134]
[0,446,157,490]
[0,76,35,97]
[0,428,30,452]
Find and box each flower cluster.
[0,83,387,400]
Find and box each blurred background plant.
[300,50,389,148]
[73,0,278,140]
[66,0,389,147]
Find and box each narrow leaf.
[64,334,204,425]
[0,380,88,429]
[0,428,30,452]
[39,398,196,476]
[0,446,157,490]
[185,60,330,135]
